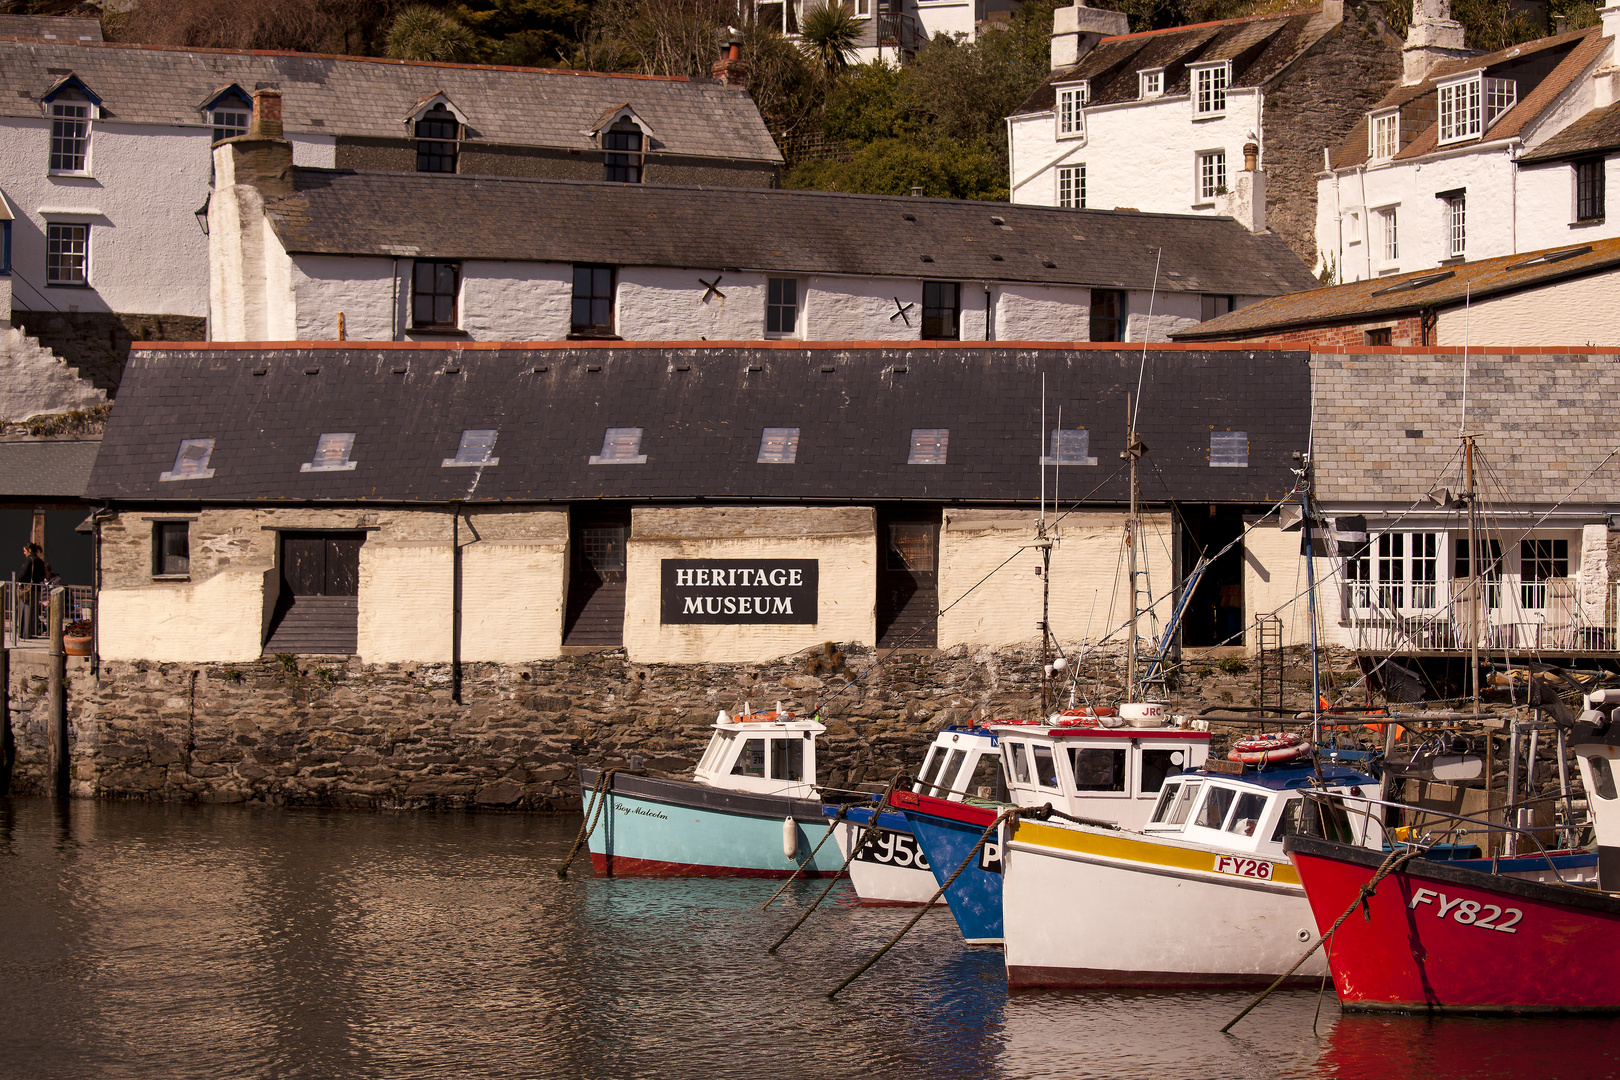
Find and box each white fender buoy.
[783,816,800,861]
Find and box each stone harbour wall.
[2,642,1362,810]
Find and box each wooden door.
[265,532,362,655]
[564,509,630,646]
[877,508,939,648]
[281,534,360,596]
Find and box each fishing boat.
[1000,760,1384,987]
[1282,691,1620,1011]
[579,706,851,878]
[826,725,1000,906]
[901,710,1213,944]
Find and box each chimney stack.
[711,35,748,86]
[208,85,296,341]
[249,87,283,139]
[1402,0,1470,85]
[1050,1,1130,71]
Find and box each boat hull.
[829,805,942,906]
[897,791,1004,945]
[1002,818,1322,987]
[1287,835,1620,1012]
[579,767,846,878]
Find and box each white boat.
[1000,760,1384,987]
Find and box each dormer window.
[1192,62,1229,118]
[603,118,643,183]
[415,105,459,173]
[211,100,251,142]
[1369,110,1398,162]
[1140,69,1163,98]
[1437,77,1482,144]
[1485,77,1516,126]
[1057,83,1088,138]
[49,96,91,173]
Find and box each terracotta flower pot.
[64,634,92,656]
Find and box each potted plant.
[64,618,92,656]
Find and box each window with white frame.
[1197,150,1227,201]
[1484,77,1516,126]
[1344,532,1439,612]
[1193,63,1228,117]
[1140,69,1163,98]
[1437,77,1482,144]
[1058,164,1086,208]
[1058,84,1088,137]
[1520,538,1568,609]
[45,222,87,285]
[211,101,251,142]
[1444,193,1466,258]
[1369,111,1398,162]
[49,99,90,172]
[1453,537,1503,608]
[1379,207,1399,263]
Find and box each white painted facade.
[1431,267,1620,347]
[1316,11,1620,281]
[769,0,1013,65]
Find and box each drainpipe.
[390,257,399,341]
[1358,163,1371,281]
[451,504,462,704]
[984,282,993,340]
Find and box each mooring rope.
[762,805,849,910]
[556,766,639,879]
[826,806,1019,1000]
[767,770,906,954]
[1220,845,1422,1033]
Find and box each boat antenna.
[1296,451,1322,765]
[1132,247,1163,435]
[1459,283,1471,435]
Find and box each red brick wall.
[1222,315,1427,348]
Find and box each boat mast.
[1298,453,1321,751]
[1125,395,1143,699]
[1464,434,1480,719]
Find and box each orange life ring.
[1229,732,1311,765]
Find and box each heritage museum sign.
[660,559,818,624]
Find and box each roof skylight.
[908,428,949,465]
[160,438,216,482]
[443,429,499,467]
[757,428,800,464]
[1210,430,1249,468]
[1042,428,1098,466]
[1369,270,1455,296]
[301,432,357,473]
[1506,245,1592,270]
[590,427,647,465]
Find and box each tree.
[798,2,861,78]
[455,0,590,66]
[387,5,484,63]
[786,137,1007,200]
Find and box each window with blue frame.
[1,219,10,275]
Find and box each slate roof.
[86,345,1310,506]
[1013,8,1341,115]
[0,40,780,164]
[1172,236,1620,339]
[1329,27,1603,169]
[0,16,101,42]
[1519,100,1620,163]
[1313,354,1620,505]
[265,170,1320,295]
[0,440,101,499]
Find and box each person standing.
[17,542,46,638]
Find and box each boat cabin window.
[1273,794,1355,843]
[1069,747,1126,792]
[1223,791,1268,837]
[1007,742,1031,784]
[731,738,767,778]
[1589,755,1618,800]
[1150,780,1202,826]
[933,749,969,796]
[1032,745,1062,790]
[1140,748,1188,794]
[966,752,1004,800]
[914,745,947,793]
[1150,781,1183,823]
[770,737,805,782]
[1195,785,1237,830]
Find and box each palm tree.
[385,5,484,64]
[798,2,860,78]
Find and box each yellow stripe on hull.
[1008,818,1301,887]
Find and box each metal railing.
[5,580,93,646]
[1339,579,1620,654]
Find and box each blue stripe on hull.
[588,790,846,877]
[830,804,914,833]
[905,809,1003,944]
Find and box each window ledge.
[567,331,621,341]
[1190,201,1216,210]
[1571,217,1606,228]
[45,282,92,289]
[408,326,469,337]
[1192,113,1226,122]
[46,171,93,179]
[150,574,191,582]
[1436,255,1466,265]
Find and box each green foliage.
[1217,656,1248,674]
[387,4,484,63]
[455,0,588,65]
[822,62,912,142]
[275,653,299,676]
[799,1,862,77]
[785,136,1007,200]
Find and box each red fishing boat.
[1285,833,1620,1012]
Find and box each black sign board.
[661,559,818,624]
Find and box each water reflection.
[3,798,1620,1080]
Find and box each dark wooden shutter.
[264,531,363,655]
[876,508,939,648]
[563,508,630,646]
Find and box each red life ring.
[1228,732,1311,765]
[1052,707,1116,727]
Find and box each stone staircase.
[0,324,107,422]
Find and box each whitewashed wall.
[291,255,398,340]
[1434,268,1620,346]
[617,266,770,340]
[1010,89,1265,218]
[463,262,571,341]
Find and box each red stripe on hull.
[588,852,845,879]
[1007,965,1316,990]
[1292,848,1620,1012]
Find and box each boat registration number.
[1408,888,1522,934]
[858,830,932,871]
[1213,855,1274,880]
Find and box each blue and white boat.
[579,707,851,878]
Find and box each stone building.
[1317,6,1620,282]
[208,93,1319,346]
[0,31,780,397]
[1172,235,1620,347]
[1007,0,1404,267]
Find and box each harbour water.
[2,798,1618,1080]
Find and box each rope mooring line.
[767,770,906,955]
[1220,845,1421,1034]
[763,805,849,910]
[556,766,640,879]
[826,806,1018,1000]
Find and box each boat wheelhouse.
[1001,762,1383,987]
[581,709,847,878]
